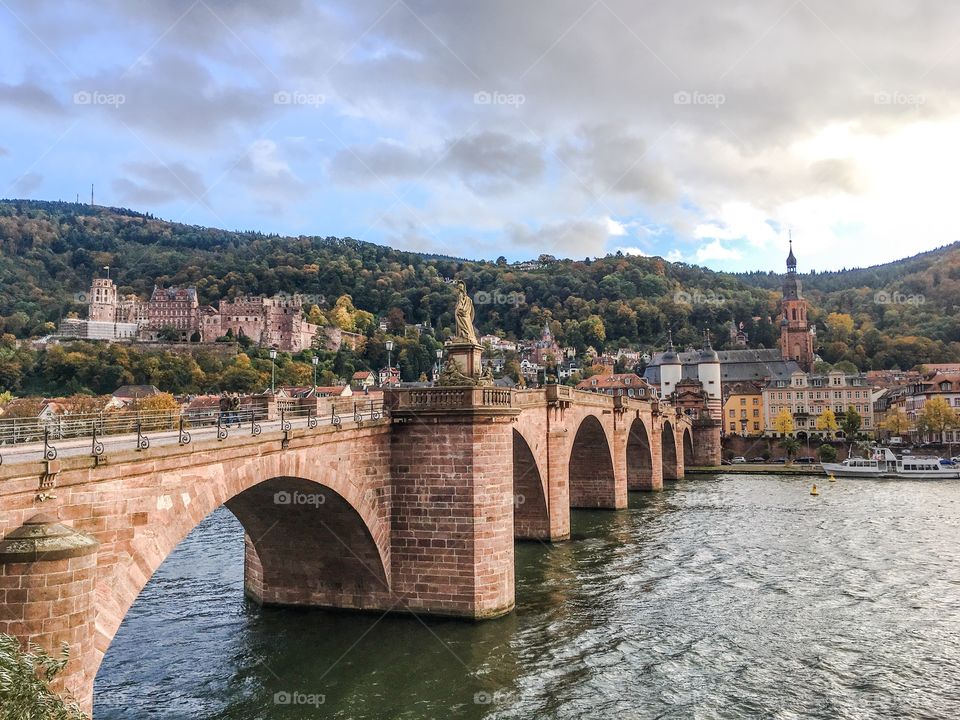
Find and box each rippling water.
[94,474,960,719]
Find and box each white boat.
[822,447,960,479]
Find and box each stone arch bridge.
[0,385,719,714]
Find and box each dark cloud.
[112,160,207,206]
[329,131,544,195]
[0,82,64,116]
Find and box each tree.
[0,634,88,719]
[818,444,838,463]
[157,326,180,342]
[880,407,910,438]
[824,312,855,341]
[815,408,839,436]
[780,437,800,461]
[840,407,862,442]
[917,397,957,445]
[773,408,794,436]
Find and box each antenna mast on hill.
[91,184,94,206]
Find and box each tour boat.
[821,448,960,479]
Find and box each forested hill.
[0,199,957,371]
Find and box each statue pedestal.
[445,341,483,378]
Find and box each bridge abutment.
[0,514,99,717]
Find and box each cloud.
[695,239,742,263]
[8,0,960,267]
[0,146,9,157]
[112,161,208,206]
[0,82,64,116]
[10,172,43,196]
[329,131,544,195]
[507,218,618,257]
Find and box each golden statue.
[454,280,478,344]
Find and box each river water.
[94,474,960,719]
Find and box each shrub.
[818,444,838,463]
[0,634,87,719]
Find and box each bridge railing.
[0,398,386,463]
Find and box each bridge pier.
[388,389,518,619]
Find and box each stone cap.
[0,513,98,563]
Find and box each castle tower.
[778,236,815,371]
[696,330,722,420]
[88,276,118,322]
[660,331,682,397]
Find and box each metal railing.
[0,398,386,465]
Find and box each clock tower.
[778,237,815,371]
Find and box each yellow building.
[722,381,764,436]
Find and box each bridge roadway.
[0,386,719,716]
[0,406,379,466]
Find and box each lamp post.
[435,348,443,380]
[269,348,277,393]
[385,340,394,384]
[312,355,319,391]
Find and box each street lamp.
[269,348,277,393]
[435,348,443,379]
[385,340,394,383]
[312,355,319,390]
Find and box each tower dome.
[786,235,797,273]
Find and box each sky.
[1,0,958,272]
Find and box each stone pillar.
[609,415,629,509]
[444,341,483,378]
[387,387,517,619]
[544,419,572,541]
[0,514,99,716]
[692,420,722,467]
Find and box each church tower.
[778,236,815,371]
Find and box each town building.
[529,321,562,366]
[351,371,376,390]
[575,373,654,399]
[722,381,764,436]
[763,370,874,437]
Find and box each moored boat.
[822,447,960,479]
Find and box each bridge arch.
[682,427,694,468]
[93,448,392,686]
[627,417,655,491]
[661,419,681,480]
[568,414,617,507]
[512,429,549,540]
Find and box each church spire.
[786,230,797,273]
